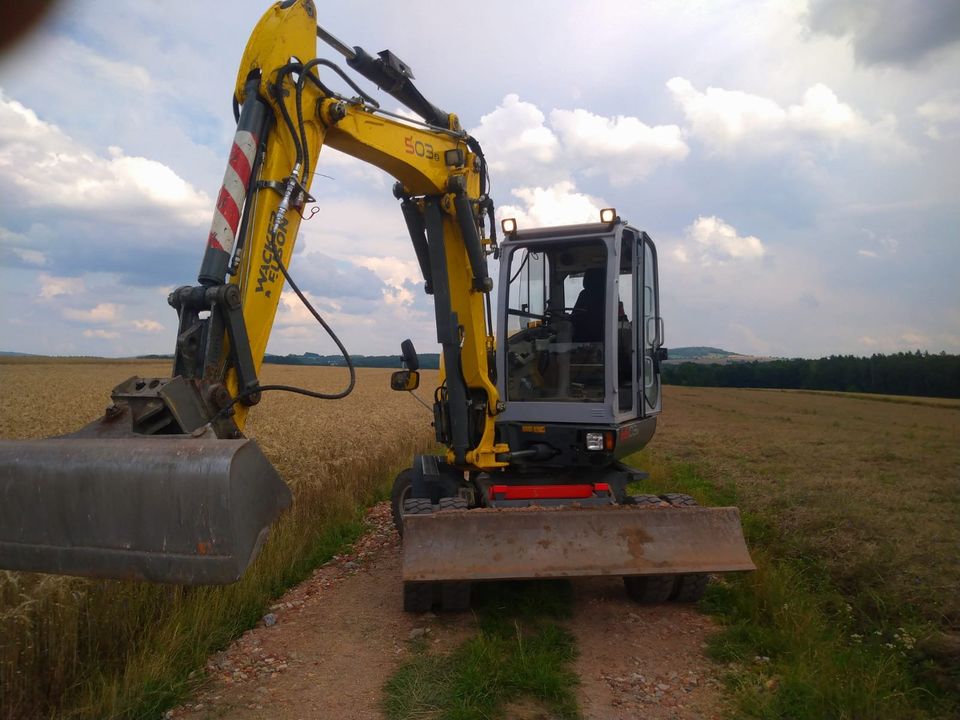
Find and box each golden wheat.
[0,360,437,719]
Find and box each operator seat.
[572,268,605,343]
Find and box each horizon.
[4,345,956,363]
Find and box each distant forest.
[662,352,960,399]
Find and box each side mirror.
[400,338,419,371]
[391,369,420,391]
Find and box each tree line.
[662,351,960,399]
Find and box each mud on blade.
[0,437,291,585]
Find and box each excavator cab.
[496,215,664,456]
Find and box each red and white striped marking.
[206,129,258,254]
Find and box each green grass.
[625,449,957,719]
[383,581,580,720]
[71,481,384,720]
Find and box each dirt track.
[171,503,724,720]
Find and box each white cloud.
[549,108,688,184]
[673,216,765,266]
[63,303,121,323]
[0,92,210,226]
[0,226,46,267]
[38,273,85,299]
[917,93,960,140]
[858,227,898,258]
[82,329,121,340]
[666,77,908,155]
[917,95,960,123]
[351,256,422,289]
[9,247,46,266]
[667,77,786,151]
[133,319,164,333]
[900,331,930,347]
[498,181,606,227]
[275,290,327,327]
[787,84,863,138]
[473,94,560,174]
[472,95,687,186]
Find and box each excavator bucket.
[0,436,291,585]
[402,505,754,582]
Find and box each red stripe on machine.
[206,232,224,251]
[489,484,610,500]
[228,142,253,185]
[215,187,241,234]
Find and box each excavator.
[0,0,753,611]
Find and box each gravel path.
[169,502,724,720]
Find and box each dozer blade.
[402,505,754,582]
[0,437,291,585]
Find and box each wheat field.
[0,360,438,720]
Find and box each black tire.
[623,574,675,604]
[659,493,697,508]
[439,581,471,611]
[403,498,434,514]
[403,581,435,613]
[671,574,709,602]
[390,468,414,536]
[628,494,665,506]
[659,493,710,602]
[438,496,468,511]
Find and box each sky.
[0,0,958,359]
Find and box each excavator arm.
[197,0,505,468]
[0,0,507,584]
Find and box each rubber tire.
[403,581,435,613]
[390,468,414,537]
[671,574,709,603]
[659,493,710,603]
[628,494,665,506]
[440,581,471,611]
[659,493,697,508]
[439,496,468,511]
[623,574,676,604]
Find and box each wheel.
[627,494,665,506]
[390,468,413,536]
[671,574,709,602]
[403,498,434,514]
[439,581,471,611]
[438,496,468,511]
[623,574,675,604]
[659,493,697,508]
[659,493,710,602]
[403,581,435,613]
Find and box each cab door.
[641,233,663,415]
